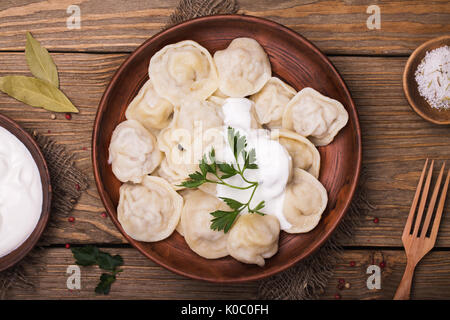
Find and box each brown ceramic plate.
[0,113,52,272]
[403,35,450,125]
[93,15,361,282]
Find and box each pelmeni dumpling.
[157,100,223,188]
[108,120,162,183]
[272,129,320,179]
[214,37,271,97]
[175,189,196,237]
[125,79,174,131]
[283,169,328,234]
[117,176,183,242]
[282,87,348,146]
[227,214,280,267]
[149,40,219,105]
[181,190,229,259]
[250,77,296,129]
[207,88,229,106]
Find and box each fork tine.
[420,163,445,238]
[412,160,434,237]
[403,159,429,238]
[429,169,450,242]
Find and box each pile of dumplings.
[108,38,349,267]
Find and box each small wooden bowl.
[0,114,52,272]
[93,15,362,282]
[403,35,450,125]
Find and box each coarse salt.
[415,45,450,110]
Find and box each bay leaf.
[25,32,59,87]
[0,76,79,113]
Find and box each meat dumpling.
[250,77,296,129]
[214,38,271,97]
[283,168,328,233]
[272,129,320,179]
[157,100,223,188]
[108,119,162,183]
[181,190,229,259]
[125,79,174,131]
[227,213,280,267]
[117,176,183,242]
[149,40,219,105]
[207,88,229,106]
[282,87,348,146]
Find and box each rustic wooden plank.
[7,247,259,300]
[0,53,449,247]
[5,247,450,299]
[331,56,450,248]
[0,0,449,55]
[323,249,450,300]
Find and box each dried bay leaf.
[0,76,78,113]
[25,32,59,87]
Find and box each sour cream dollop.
[216,98,292,230]
[0,126,43,258]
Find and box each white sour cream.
[0,126,43,258]
[217,98,292,230]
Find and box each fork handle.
[394,261,416,300]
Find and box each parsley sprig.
[180,127,265,233]
[71,246,123,294]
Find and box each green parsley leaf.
[217,163,237,175]
[210,210,239,233]
[97,252,123,272]
[71,246,99,266]
[219,197,245,210]
[247,163,258,169]
[180,179,204,188]
[95,273,117,295]
[71,246,124,295]
[251,201,266,215]
[248,148,257,165]
[183,127,264,233]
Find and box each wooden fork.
[394,159,450,300]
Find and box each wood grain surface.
[0,0,449,55]
[0,0,449,299]
[4,248,450,300]
[1,53,448,247]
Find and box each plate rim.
[92,14,362,283]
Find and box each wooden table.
[1,0,449,300]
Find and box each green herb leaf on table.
[71,246,123,295]
[95,273,117,295]
[71,245,99,266]
[97,252,124,272]
[0,76,78,113]
[25,32,59,87]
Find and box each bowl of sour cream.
[0,113,51,271]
